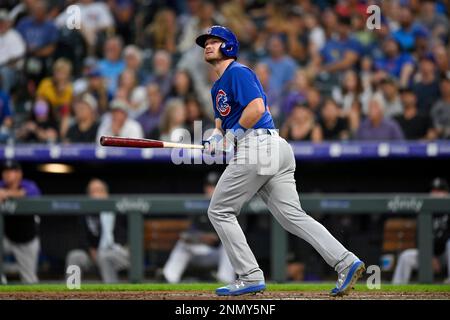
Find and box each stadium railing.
[0,140,449,162]
[1,194,448,284]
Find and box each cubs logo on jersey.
[216,89,231,116]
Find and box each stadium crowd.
[0,0,449,145]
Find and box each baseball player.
[197,26,365,296]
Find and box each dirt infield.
[1,290,449,300]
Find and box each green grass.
[0,283,449,292]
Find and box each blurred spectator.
[284,10,308,65]
[379,77,403,118]
[73,57,98,95]
[351,11,376,57]
[392,177,450,284]
[167,70,196,101]
[412,56,441,116]
[149,98,187,142]
[123,45,146,85]
[262,34,298,97]
[431,74,450,139]
[36,58,73,137]
[16,99,59,143]
[432,44,449,77]
[84,69,111,115]
[96,99,143,141]
[316,99,350,141]
[145,50,173,98]
[332,69,371,115]
[137,83,164,138]
[162,172,235,284]
[55,0,114,55]
[108,0,135,45]
[303,12,326,57]
[0,9,25,93]
[0,88,13,143]
[66,178,129,283]
[114,69,147,119]
[411,26,430,62]
[392,6,427,53]
[395,89,436,140]
[305,87,323,118]
[177,0,220,53]
[314,15,361,76]
[356,96,405,141]
[418,0,449,42]
[1,160,41,284]
[264,2,290,34]
[220,1,257,52]
[280,105,321,142]
[373,37,415,88]
[16,0,59,85]
[65,93,99,143]
[98,36,125,96]
[254,62,281,123]
[184,94,213,138]
[36,58,73,109]
[143,8,178,54]
[282,70,310,120]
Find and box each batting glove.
[203,134,223,155]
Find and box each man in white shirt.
[0,10,25,92]
[96,99,144,143]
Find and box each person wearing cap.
[15,98,59,143]
[73,57,99,96]
[85,68,111,115]
[0,9,26,93]
[161,172,235,284]
[65,93,100,143]
[95,99,144,143]
[392,177,450,284]
[0,160,41,284]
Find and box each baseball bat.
[100,136,205,149]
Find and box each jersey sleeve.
[230,68,263,108]
[24,181,42,197]
[211,89,219,119]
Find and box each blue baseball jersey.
[211,61,275,131]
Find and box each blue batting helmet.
[195,25,239,59]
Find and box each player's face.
[204,37,224,63]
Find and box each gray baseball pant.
[66,245,130,283]
[3,237,40,284]
[208,132,358,282]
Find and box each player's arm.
[234,98,265,130]
[213,118,224,136]
[203,119,224,154]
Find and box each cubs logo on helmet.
[216,89,231,116]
